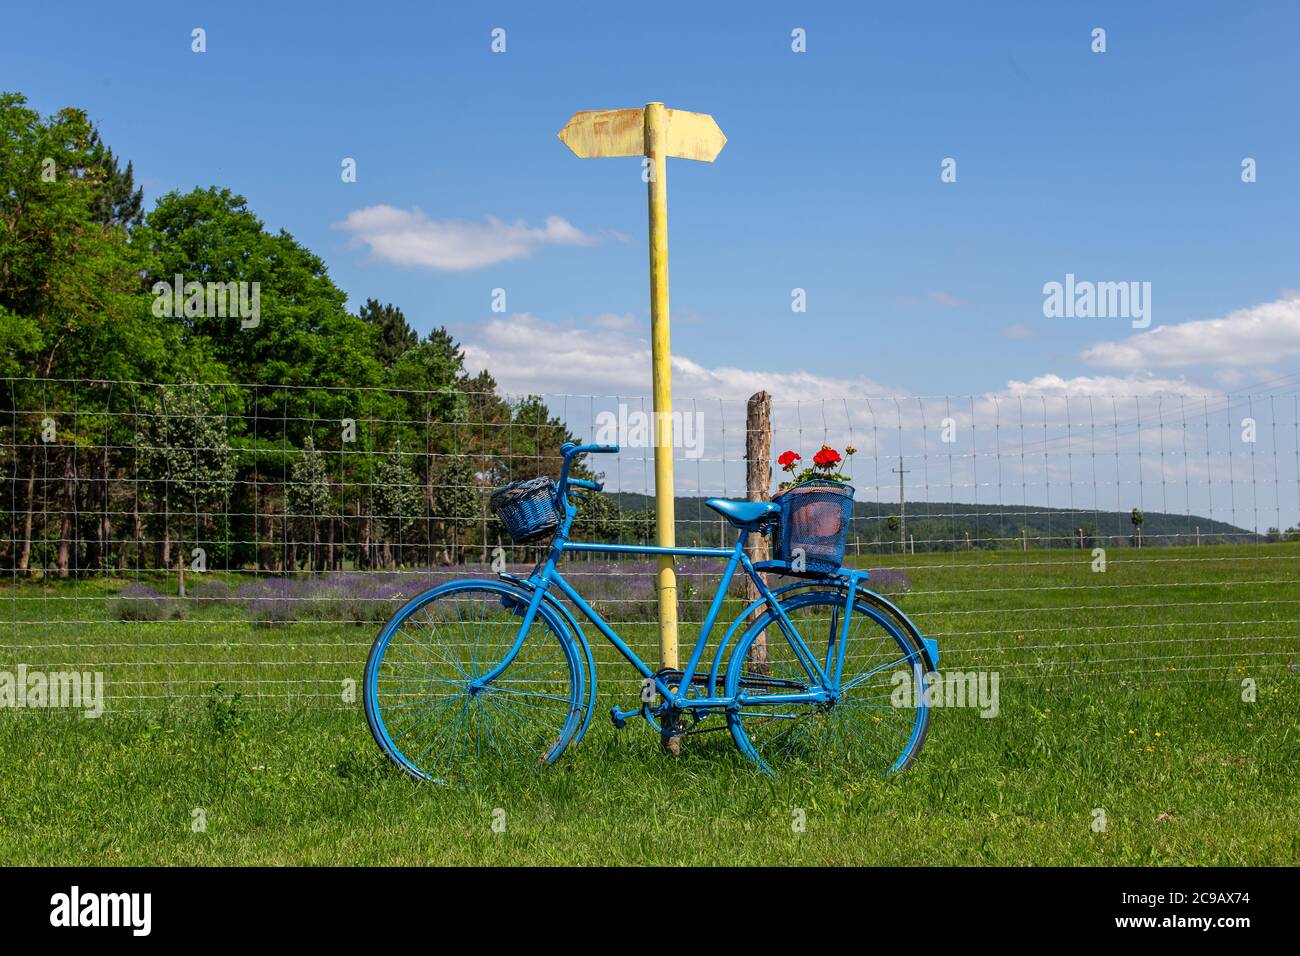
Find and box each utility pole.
[892,456,909,552]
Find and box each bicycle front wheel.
[724,588,931,775]
[363,581,583,782]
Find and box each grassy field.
[1,543,1297,865]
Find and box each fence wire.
[3,377,1298,708]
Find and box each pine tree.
[358,299,418,366]
[87,133,144,229]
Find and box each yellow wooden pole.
[556,103,724,679]
[644,102,678,672]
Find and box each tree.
[622,508,656,545]
[86,130,144,230]
[287,436,332,570]
[1130,508,1144,548]
[391,328,468,521]
[372,448,422,567]
[138,185,390,571]
[134,385,236,570]
[434,456,481,562]
[0,94,182,573]
[0,94,161,381]
[358,299,418,367]
[138,186,386,393]
[572,489,620,543]
[1,92,647,577]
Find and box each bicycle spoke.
[367,585,580,780]
[728,590,930,774]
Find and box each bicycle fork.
[468,577,552,691]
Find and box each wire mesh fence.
[3,377,1298,709]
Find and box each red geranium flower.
[777,450,801,472]
[813,447,842,468]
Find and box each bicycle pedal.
[609,705,637,729]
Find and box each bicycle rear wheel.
[363,580,583,782]
[724,588,931,775]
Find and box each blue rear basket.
[773,480,854,574]
[490,476,562,543]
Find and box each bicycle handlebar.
[561,441,620,458]
[557,442,618,504]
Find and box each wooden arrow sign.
[555,102,726,679]
[557,106,726,162]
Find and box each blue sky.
[6,1,1300,522]
[6,0,1298,399]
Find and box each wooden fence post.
[744,391,771,673]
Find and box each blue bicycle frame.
[472,442,879,725]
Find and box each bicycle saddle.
[705,498,780,529]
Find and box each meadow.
[1,543,1297,865]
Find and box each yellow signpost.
[558,103,726,676]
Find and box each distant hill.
[607,493,1257,552]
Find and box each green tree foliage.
[2,90,582,573]
[287,436,333,569]
[0,93,168,383]
[433,455,482,561]
[288,437,332,521]
[134,385,236,566]
[359,299,418,367]
[135,386,236,507]
[571,490,617,542]
[86,130,144,229]
[138,187,387,392]
[372,449,423,565]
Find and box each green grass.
[1,543,1297,865]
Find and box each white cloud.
[459,316,1223,413]
[333,206,596,271]
[454,315,1280,515]
[459,314,899,399]
[1080,296,1300,369]
[995,372,1215,399]
[590,312,637,331]
[1212,366,1282,389]
[926,373,1222,438]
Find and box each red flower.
[777,450,801,472]
[813,447,842,468]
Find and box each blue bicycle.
[364,442,938,781]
